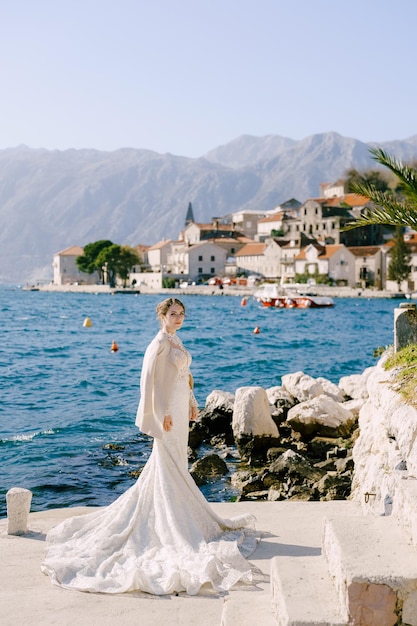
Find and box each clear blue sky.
[1,0,416,157]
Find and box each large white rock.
[339,366,374,400]
[205,389,235,413]
[286,395,355,438]
[265,386,295,407]
[342,398,364,420]
[316,377,346,403]
[281,371,324,403]
[233,386,279,438]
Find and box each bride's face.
[163,303,185,334]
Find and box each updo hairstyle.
[156,298,185,323]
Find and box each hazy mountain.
[2,132,417,283]
[204,134,297,168]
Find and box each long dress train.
[41,331,257,595]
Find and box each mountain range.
[2,131,417,284]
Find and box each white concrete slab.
[0,501,361,626]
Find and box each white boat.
[254,284,334,309]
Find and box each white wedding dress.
[41,331,257,595]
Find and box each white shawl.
[135,331,177,438]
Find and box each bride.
[41,297,257,595]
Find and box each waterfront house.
[294,243,356,286]
[183,219,247,245]
[53,246,99,285]
[348,246,384,289]
[147,239,172,273]
[256,212,285,240]
[236,238,300,280]
[284,193,386,248]
[167,240,227,281]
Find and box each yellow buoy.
[110,340,119,352]
[83,317,92,327]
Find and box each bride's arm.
[189,372,198,421]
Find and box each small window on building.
[198,255,203,261]
[231,247,235,253]
[210,255,215,262]
[210,267,215,273]
[198,267,203,274]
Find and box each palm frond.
[343,148,417,231]
[370,147,417,204]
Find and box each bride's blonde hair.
[156,298,185,323]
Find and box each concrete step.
[322,515,417,626]
[220,591,276,626]
[270,553,348,625]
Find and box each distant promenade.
[31,283,406,299]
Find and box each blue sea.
[0,288,399,518]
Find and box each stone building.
[348,246,384,289]
[284,194,386,248]
[53,246,98,286]
[294,243,356,286]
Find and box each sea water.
[0,288,398,517]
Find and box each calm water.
[0,288,399,518]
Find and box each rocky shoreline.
[188,368,371,503]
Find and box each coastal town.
[51,180,417,295]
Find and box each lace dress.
[41,330,257,595]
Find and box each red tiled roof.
[192,223,238,231]
[319,244,344,259]
[258,212,284,224]
[324,194,369,207]
[56,245,84,256]
[348,246,381,257]
[235,243,266,256]
[148,239,172,250]
[303,194,369,208]
[295,244,343,260]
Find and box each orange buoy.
[83,317,92,327]
[110,340,119,352]
[253,326,260,334]
[241,298,247,306]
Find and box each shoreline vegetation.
[25,283,407,299]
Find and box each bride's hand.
[163,415,173,431]
[190,406,197,421]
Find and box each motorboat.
[254,284,334,309]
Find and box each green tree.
[387,226,411,290]
[76,240,141,287]
[96,244,122,287]
[115,246,141,287]
[76,240,113,283]
[95,244,141,287]
[343,147,417,231]
[345,167,390,193]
